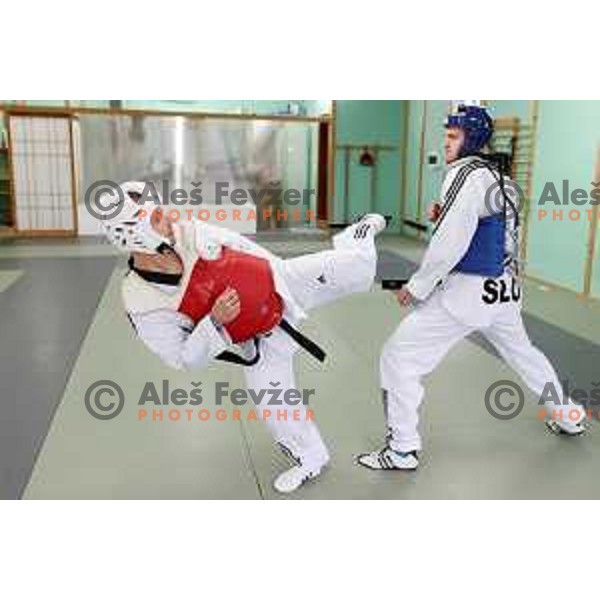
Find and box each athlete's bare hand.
[427,202,442,223]
[394,288,415,306]
[212,287,241,324]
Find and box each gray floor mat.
[0,256,117,499]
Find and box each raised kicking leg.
[252,214,386,491]
[280,214,386,312]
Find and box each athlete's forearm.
[130,310,230,371]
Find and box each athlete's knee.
[352,263,376,291]
[336,243,376,264]
[380,337,413,379]
[333,251,376,292]
[510,340,542,367]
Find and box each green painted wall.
[420,101,448,234]
[403,100,424,233]
[333,100,406,231]
[528,101,600,294]
[489,100,531,122]
[401,100,448,239]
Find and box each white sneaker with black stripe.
[273,463,327,494]
[333,213,388,250]
[356,447,419,471]
[546,418,588,436]
[273,443,329,494]
[351,213,388,238]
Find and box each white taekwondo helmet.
[101,181,171,254]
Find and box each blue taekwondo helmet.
[445,103,494,158]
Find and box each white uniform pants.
[244,229,378,469]
[380,292,583,452]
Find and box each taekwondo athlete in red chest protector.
[357,103,587,472]
[101,182,387,493]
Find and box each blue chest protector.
[454,213,506,277]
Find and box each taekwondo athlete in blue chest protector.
[357,103,587,472]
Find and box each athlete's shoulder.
[442,157,494,201]
[121,270,177,314]
[174,219,222,261]
[179,218,237,246]
[445,156,490,182]
[173,220,198,252]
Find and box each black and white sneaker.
[546,418,588,436]
[273,464,327,494]
[356,447,419,471]
[332,214,388,250]
[351,214,388,238]
[330,214,391,233]
[273,443,329,494]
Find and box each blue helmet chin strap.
[446,104,494,158]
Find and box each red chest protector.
[178,247,284,344]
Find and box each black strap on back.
[477,154,521,273]
[475,152,519,227]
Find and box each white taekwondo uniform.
[380,156,584,453]
[123,219,378,470]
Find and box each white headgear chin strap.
[101,181,173,254]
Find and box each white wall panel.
[9,116,74,232]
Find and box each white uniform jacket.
[407,156,520,327]
[123,220,305,371]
